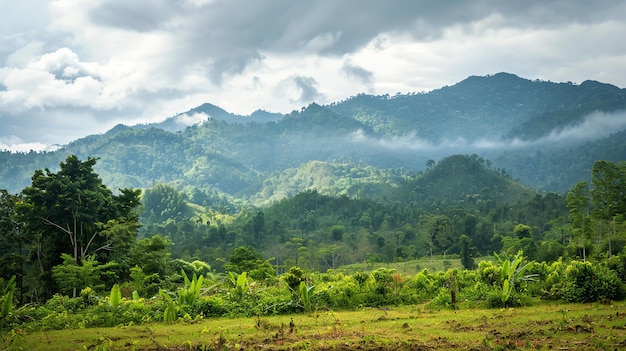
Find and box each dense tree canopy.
[0,154,624,309]
[13,156,141,299]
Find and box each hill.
[0,72,624,198]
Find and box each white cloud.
[0,135,59,153]
[350,111,626,154]
[175,112,208,127]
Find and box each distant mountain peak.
[579,79,622,92]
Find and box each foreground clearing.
[4,302,626,350]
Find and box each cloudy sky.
[1,0,626,152]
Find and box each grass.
[4,301,626,350]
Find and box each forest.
[0,153,625,336]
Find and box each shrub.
[282,266,306,293]
[556,261,625,303]
[193,296,228,317]
[427,288,453,309]
[477,261,501,286]
[605,252,626,283]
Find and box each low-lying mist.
[350,110,626,155]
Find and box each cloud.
[0,48,111,111]
[0,135,59,153]
[276,75,325,104]
[89,0,175,32]
[540,111,626,143]
[174,112,208,127]
[350,110,626,153]
[1,0,626,150]
[341,60,373,87]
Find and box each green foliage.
[109,284,121,308]
[495,250,537,307]
[142,183,189,223]
[298,281,315,312]
[159,289,177,323]
[227,271,249,300]
[177,269,204,306]
[4,252,626,332]
[129,266,161,297]
[1,101,626,333]
[514,224,533,239]
[224,246,275,281]
[282,266,306,292]
[1,275,16,318]
[370,268,396,305]
[52,254,119,297]
[130,235,172,279]
[459,234,475,270]
[12,155,140,300]
[550,261,625,303]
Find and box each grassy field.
[4,302,626,350]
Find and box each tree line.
[0,155,624,309]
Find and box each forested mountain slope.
[0,73,624,198]
[330,72,626,141]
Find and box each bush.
[605,252,626,283]
[426,288,453,309]
[477,261,501,286]
[551,261,625,303]
[485,288,527,308]
[192,296,229,317]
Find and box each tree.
[0,191,26,302]
[591,160,626,256]
[591,160,625,220]
[566,181,591,261]
[251,210,265,242]
[459,234,475,269]
[129,234,172,279]
[420,214,453,256]
[142,183,188,223]
[17,155,140,298]
[51,254,118,297]
[224,246,275,281]
[513,224,533,239]
[330,225,345,241]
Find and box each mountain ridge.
[1,72,624,200]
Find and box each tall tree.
[459,234,475,270]
[591,160,626,256]
[0,190,27,302]
[17,155,140,298]
[566,181,591,261]
[513,224,533,239]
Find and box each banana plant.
[497,250,537,307]
[1,275,16,318]
[109,283,122,308]
[227,271,249,299]
[159,289,177,323]
[178,269,204,306]
[298,281,315,312]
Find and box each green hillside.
[0,73,624,198]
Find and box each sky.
[1,0,626,152]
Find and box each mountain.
[0,73,624,200]
[135,103,284,132]
[330,72,626,142]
